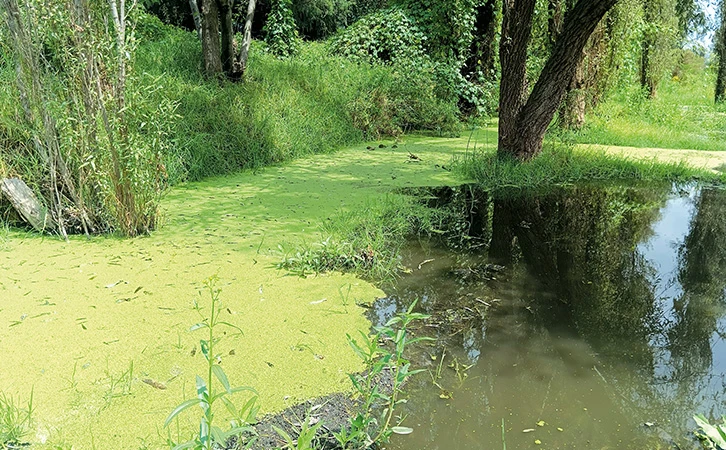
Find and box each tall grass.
[134,16,460,184]
[559,51,726,151]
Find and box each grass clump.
[277,195,446,280]
[456,140,725,190]
[0,390,33,448]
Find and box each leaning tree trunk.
[189,0,202,39]
[715,0,726,103]
[233,0,257,79]
[201,0,223,77]
[498,0,619,160]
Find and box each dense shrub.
[263,0,302,57]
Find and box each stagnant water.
[374,183,726,450]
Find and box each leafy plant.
[273,410,325,450]
[164,276,258,450]
[264,0,302,58]
[0,390,33,447]
[693,414,726,449]
[334,300,430,448]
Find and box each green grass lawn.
[559,57,726,152]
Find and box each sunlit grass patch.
[455,141,725,189]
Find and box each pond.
[374,183,726,450]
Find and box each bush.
[263,0,302,58]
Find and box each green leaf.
[200,340,210,361]
[272,425,295,446]
[196,376,209,408]
[171,440,197,450]
[694,414,726,447]
[189,322,207,332]
[164,398,203,427]
[218,321,244,335]
[212,365,232,394]
[391,426,414,435]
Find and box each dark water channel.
[375,184,726,450]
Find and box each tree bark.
[233,0,257,79]
[498,0,537,158]
[188,0,202,39]
[498,0,619,160]
[201,0,223,77]
[218,0,234,74]
[716,0,726,102]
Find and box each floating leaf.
[534,439,542,445]
[536,420,546,427]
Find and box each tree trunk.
[640,2,657,98]
[201,0,223,77]
[559,20,607,130]
[715,0,726,102]
[498,0,537,158]
[233,0,257,80]
[218,0,234,74]
[640,0,678,98]
[188,0,202,39]
[498,0,619,160]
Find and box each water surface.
[378,184,726,450]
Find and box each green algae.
[0,137,467,449]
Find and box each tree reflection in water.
[379,183,726,449]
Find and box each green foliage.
[396,0,478,64]
[642,0,679,96]
[291,0,389,40]
[0,390,33,447]
[140,0,193,29]
[329,0,492,116]
[0,2,171,235]
[336,300,430,448]
[565,51,726,152]
[273,415,325,449]
[165,276,258,450]
[328,7,427,65]
[264,0,302,58]
[693,414,726,449]
[133,26,458,183]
